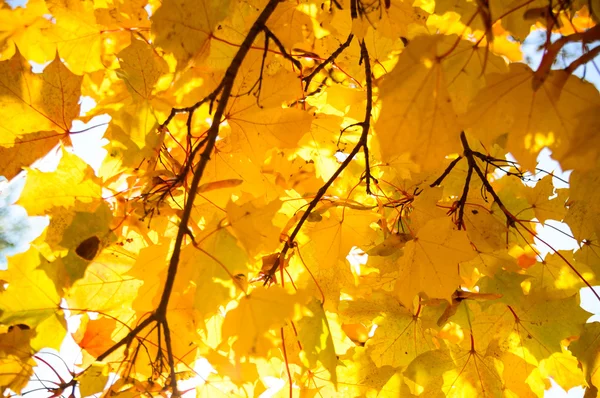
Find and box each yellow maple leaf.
[297,298,338,385]
[0,248,65,351]
[375,35,462,171]
[0,0,54,63]
[395,217,477,307]
[116,35,169,100]
[565,168,600,241]
[314,346,396,397]
[341,291,444,368]
[0,325,36,395]
[66,244,142,323]
[301,204,380,272]
[222,286,301,357]
[0,51,81,141]
[18,149,102,215]
[0,131,64,180]
[151,0,231,69]
[463,64,600,171]
[522,176,568,224]
[504,295,588,361]
[527,251,594,300]
[76,363,109,398]
[571,322,600,394]
[538,349,586,393]
[45,0,121,74]
[178,225,249,322]
[226,196,283,258]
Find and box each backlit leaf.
[376,35,462,171]
[0,51,81,141]
[18,149,102,215]
[222,286,301,357]
[151,0,231,68]
[395,217,477,307]
[0,248,65,350]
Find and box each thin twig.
[358,40,376,194]
[460,132,515,227]
[457,158,473,230]
[265,39,373,280]
[303,33,354,90]
[156,0,282,318]
[430,133,516,229]
[565,45,600,74]
[533,24,600,89]
[263,26,302,71]
[430,156,463,187]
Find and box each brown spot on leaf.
[75,236,101,261]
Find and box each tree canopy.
[1,0,600,396]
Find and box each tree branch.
[565,44,600,75]
[430,156,463,188]
[87,1,285,395]
[263,26,303,71]
[532,24,600,90]
[264,39,373,280]
[358,40,376,194]
[156,0,282,320]
[430,132,516,229]
[303,33,354,90]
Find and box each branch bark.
[265,39,374,281]
[532,24,600,90]
[302,33,354,90]
[87,1,285,395]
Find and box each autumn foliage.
[1,0,600,396]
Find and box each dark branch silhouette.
[263,39,374,282]
[80,1,288,395]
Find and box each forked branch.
[263,39,374,281]
[431,131,516,230]
[532,24,600,89]
[82,0,286,395]
[302,33,355,90]
[430,132,600,303]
